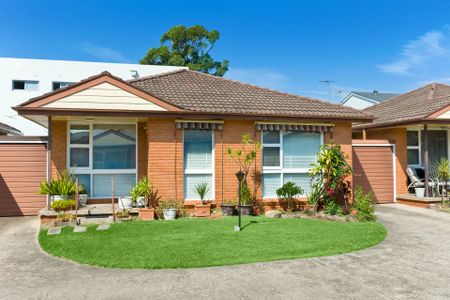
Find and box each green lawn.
[39,217,386,269]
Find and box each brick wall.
[366,127,408,195]
[50,120,67,179]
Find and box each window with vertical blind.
[262,131,322,198]
[183,129,214,200]
[68,123,137,198]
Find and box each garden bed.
[39,217,386,269]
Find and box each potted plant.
[194,182,211,217]
[130,185,145,208]
[158,199,180,220]
[133,177,160,221]
[39,169,76,203]
[77,184,88,206]
[115,209,131,221]
[221,199,235,216]
[118,194,133,209]
[227,134,261,216]
[239,184,254,215]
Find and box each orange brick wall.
[366,127,408,195]
[331,122,353,198]
[49,119,354,206]
[50,120,67,179]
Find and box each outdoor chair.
[406,167,437,196]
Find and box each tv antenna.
[319,80,336,101]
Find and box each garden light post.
[235,170,245,232]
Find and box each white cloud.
[377,30,447,75]
[81,43,132,63]
[225,68,292,91]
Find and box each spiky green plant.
[435,158,450,204]
[195,182,210,204]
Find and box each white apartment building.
[0,57,185,135]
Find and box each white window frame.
[12,80,39,91]
[67,121,138,198]
[183,129,215,201]
[407,130,421,167]
[262,130,323,199]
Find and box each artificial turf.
[39,217,386,269]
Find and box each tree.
[140,25,229,76]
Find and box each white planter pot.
[51,195,65,203]
[163,208,177,220]
[118,196,133,209]
[415,187,425,198]
[78,194,88,206]
[135,196,146,208]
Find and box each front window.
[68,123,137,198]
[262,131,322,198]
[407,130,420,166]
[183,130,214,200]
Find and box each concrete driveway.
[1,204,450,300]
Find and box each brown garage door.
[0,141,47,216]
[353,145,394,203]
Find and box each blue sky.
[1,0,450,102]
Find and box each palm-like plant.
[195,182,210,205]
[435,158,450,204]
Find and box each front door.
[422,130,448,166]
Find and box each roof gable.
[16,72,182,112]
[43,82,169,111]
[354,83,450,129]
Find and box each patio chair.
[406,167,437,195]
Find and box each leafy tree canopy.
[140,25,229,76]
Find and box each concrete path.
[1,204,450,299]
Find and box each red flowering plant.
[309,142,353,212]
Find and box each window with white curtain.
[262,131,322,198]
[68,123,137,198]
[183,129,214,200]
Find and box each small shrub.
[324,201,343,216]
[308,182,322,210]
[195,182,210,204]
[155,199,186,218]
[276,181,304,211]
[56,213,76,223]
[353,186,376,222]
[116,209,130,219]
[51,200,76,212]
[240,183,254,205]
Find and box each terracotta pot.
[220,204,235,216]
[194,204,211,217]
[139,208,155,220]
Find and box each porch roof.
[354,83,450,130]
[14,70,372,124]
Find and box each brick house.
[14,70,370,210]
[353,83,450,204]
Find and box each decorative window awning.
[255,122,334,133]
[175,120,224,130]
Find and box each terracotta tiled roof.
[354,83,450,129]
[129,69,371,120]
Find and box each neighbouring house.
[0,121,22,136]
[353,82,450,206]
[9,69,370,215]
[0,57,185,136]
[341,90,399,110]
